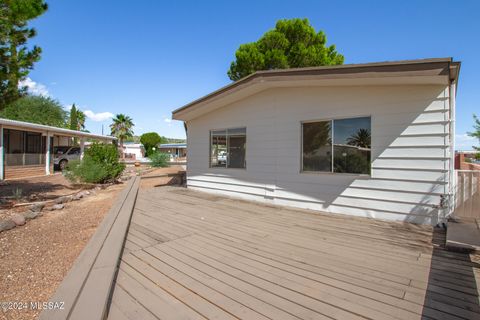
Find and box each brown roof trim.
[172,57,459,116]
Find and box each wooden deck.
[109,186,480,320]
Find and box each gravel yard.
[0,166,185,320]
[0,181,125,320]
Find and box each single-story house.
[122,142,146,161]
[172,58,460,225]
[158,143,187,159]
[0,118,116,180]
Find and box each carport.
[0,118,116,180]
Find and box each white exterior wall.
[186,85,452,225]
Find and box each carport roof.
[0,118,117,140]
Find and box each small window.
[210,128,246,169]
[302,117,371,174]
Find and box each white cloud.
[164,118,172,123]
[456,133,478,151]
[84,110,114,122]
[18,77,49,97]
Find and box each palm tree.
[110,114,134,159]
[346,128,371,148]
[77,110,86,130]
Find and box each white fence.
[454,170,480,218]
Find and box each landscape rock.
[54,196,72,204]
[23,211,39,220]
[72,194,83,201]
[11,214,26,226]
[51,204,65,210]
[29,203,45,213]
[0,220,16,232]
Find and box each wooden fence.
[454,170,480,219]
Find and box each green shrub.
[64,143,125,184]
[149,152,170,167]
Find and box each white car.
[53,146,81,170]
[217,151,227,165]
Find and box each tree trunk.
[120,138,124,159]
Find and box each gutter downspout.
[448,80,456,219]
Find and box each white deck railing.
[454,170,480,219]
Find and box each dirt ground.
[0,166,185,320]
[139,165,185,189]
[0,173,76,201]
[0,174,85,222]
[0,183,125,320]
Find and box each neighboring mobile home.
[158,143,187,159]
[0,118,116,180]
[172,58,460,225]
[123,142,146,161]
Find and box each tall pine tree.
[0,0,48,110]
[69,104,78,130]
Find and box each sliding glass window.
[302,117,371,174]
[210,128,246,169]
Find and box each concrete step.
[446,218,480,252]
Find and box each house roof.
[159,143,187,149]
[0,118,117,140]
[172,57,461,121]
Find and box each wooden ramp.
[108,187,480,320]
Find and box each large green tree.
[228,18,344,81]
[140,132,167,156]
[110,114,134,158]
[0,94,67,127]
[0,0,48,110]
[468,114,480,152]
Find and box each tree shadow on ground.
[0,180,78,203]
[421,227,480,319]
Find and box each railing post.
[454,170,480,219]
[468,171,473,218]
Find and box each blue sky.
[26,0,479,149]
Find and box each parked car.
[217,151,227,165]
[53,146,81,170]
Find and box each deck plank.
[108,186,480,320]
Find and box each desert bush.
[149,152,170,167]
[64,143,125,184]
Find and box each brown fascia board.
[172,57,458,117]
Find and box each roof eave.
[172,58,459,121]
[0,118,117,140]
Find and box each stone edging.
[39,176,140,320]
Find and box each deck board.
[108,186,480,320]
